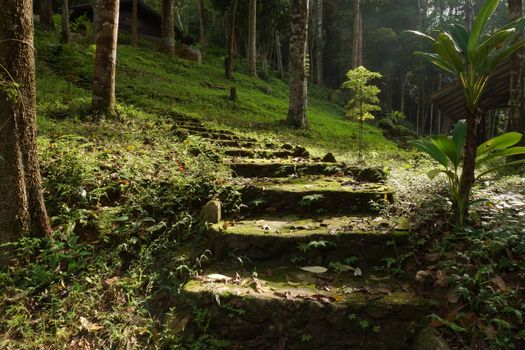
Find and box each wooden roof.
[430,59,510,118]
[70,0,195,45]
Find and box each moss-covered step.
[222,148,310,160]
[208,215,408,264]
[240,177,393,215]
[230,161,386,182]
[175,265,430,349]
[212,140,274,149]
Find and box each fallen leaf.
[434,270,449,288]
[492,275,506,291]
[299,266,328,274]
[79,317,103,332]
[205,274,232,282]
[354,267,363,276]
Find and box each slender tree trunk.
[61,0,70,43]
[456,112,478,225]
[0,0,52,247]
[92,0,98,43]
[247,0,257,77]
[400,72,406,114]
[92,0,120,114]
[225,0,238,80]
[508,0,524,138]
[160,0,175,55]
[464,0,473,30]
[40,0,56,31]
[315,0,324,84]
[352,0,362,68]
[286,0,310,128]
[275,31,284,79]
[196,0,206,54]
[131,0,138,47]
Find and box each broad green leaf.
[427,168,455,180]
[477,159,525,179]
[477,132,523,156]
[432,136,460,166]
[468,0,499,53]
[404,30,435,42]
[434,33,465,74]
[447,24,469,53]
[452,120,467,161]
[476,146,525,166]
[409,139,450,168]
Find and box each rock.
[415,270,433,286]
[201,200,221,224]
[292,146,309,158]
[175,44,202,64]
[281,143,294,150]
[321,152,337,163]
[413,328,451,350]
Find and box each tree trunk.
[92,0,120,114]
[508,0,524,139]
[61,0,70,43]
[160,0,175,55]
[92,0,98,43]
[196,0,206,54]
[225,0,238,80]
[352,0,362,68]
[247,0,257,77]
[455,111,478,226]
[40,0,56,31]
[400,72,406,114]
[315,0,324,85]
[0,0,52,248]
[286,0,310,128]
[464,0,473,30]
[131,0,138,47]
[275,31,284,79]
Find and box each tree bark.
[196,0,206,54]
[131,0,138,47]
[0,0,52,247]
[286,0,309,128]
[314,0,324,85]
[160,0,175,55]
[508,0,524,139]
[275,31,284,79]
[92,0,120,114]
[40,0,56,31]
[61,0,70,43]
[247,0,257,77]
[464,0,473,30]
[225,0,238,80]
[352,0,362,68]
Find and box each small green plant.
[341,66,382,162]
[299,194,324,207]
[298,240,333,254]
[410,121,525,225]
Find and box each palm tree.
[408,0,525,224]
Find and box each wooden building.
[70,0,195,45]
[430,60,510,134]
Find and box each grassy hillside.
[35,30,396,160]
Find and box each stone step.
[213,140,277,149]
[230,161,386,182]
[222,148,310,160]
[240,177,394,215]
[176,264,430,349]
[208,215,408,265]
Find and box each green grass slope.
[35,30,396,159]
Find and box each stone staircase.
[169,115,431,349]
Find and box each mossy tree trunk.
[196,0,206,55]
[225,0,238,80]
[247,0,257,77]
[92,0,120,114]
[160,0,175,55]
[39,0,56,31]
[286,0,309,128]
[0,0,52,249]
[61,0,70,43]
[131,0,138,47]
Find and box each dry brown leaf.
[79,316,103,332]
[492,275,506,291]
[434,270,449,288]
